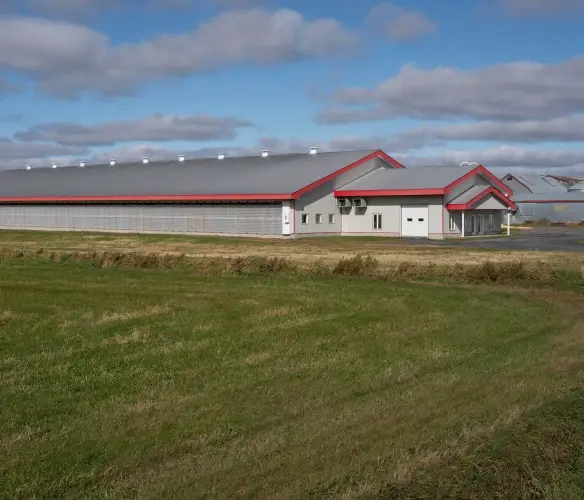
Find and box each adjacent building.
[0,149,515,238]
[502,173,584,224]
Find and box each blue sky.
[1,0,584,175]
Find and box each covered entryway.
[401,205,429,237]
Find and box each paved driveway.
[419,228,584,252]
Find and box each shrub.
[333,254,379,276]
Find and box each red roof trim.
[0,193,293,203]
[447,186,517,211]
[334,188,444,197]
[444,165,513,197]
[291,150,405,200]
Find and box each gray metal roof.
[513,192,584,202]
[338,165,475,191]
[0,150,376,198]
[504,174,567,193]
[447,185,486,204]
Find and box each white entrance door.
[401,205,429,237]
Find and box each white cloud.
[15,114,253,146]
[366,3,436,42]
[0,9,358,97]
[393,115,584,146]
[316,57,584,123]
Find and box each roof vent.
[51,162,57,169]
[142,157,149,164]
[109,159,116,166]
[261,149,269,158]
[178,154,185,162]
[26,164,32,170]
[217,152,225,160]
[309,146,318,155]
[79,161,85,168]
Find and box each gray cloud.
[15,114,253,146]
[0,113,25,123]
[0,138,87,162]
[403,145,584,169]
[502,0,584,16]
[2,135,583,176]
[394,115,584,146]
[0,10,357,97]
[0,0,265,18]
[0,0,120,19]
[0,74,21,95]
[366,3,436,42]
[316,56,584,123]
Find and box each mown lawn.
[1,261,583,499]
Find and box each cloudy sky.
[1,0,584,175]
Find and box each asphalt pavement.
[414,227,584,252]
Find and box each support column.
[461,211,465,238]
[282,200,293,236]
[506,211,511,236]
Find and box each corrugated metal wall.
[513,202,584,223]
[0,204,282,235]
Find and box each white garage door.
[401,205,429,237]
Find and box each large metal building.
[0,149,515,238]
[502,173,584,224]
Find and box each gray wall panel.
[512,202,584,223]
[0,203,282,235]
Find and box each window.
[328,214,336,224]
[488,213,495,229]
[301,213,308,224]
[315,213,323,224]
[449,214,456,231]
[373,213,382,230]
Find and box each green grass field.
[1,260,584,499]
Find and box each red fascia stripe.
[291,149,405,200]
[0,193,293,203]
[334,188,444,197]
[447,186,517,211]
[444,165,513,197]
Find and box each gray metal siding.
[295,181,340,234]
[0,204,282,235]
[513,202,584,223]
